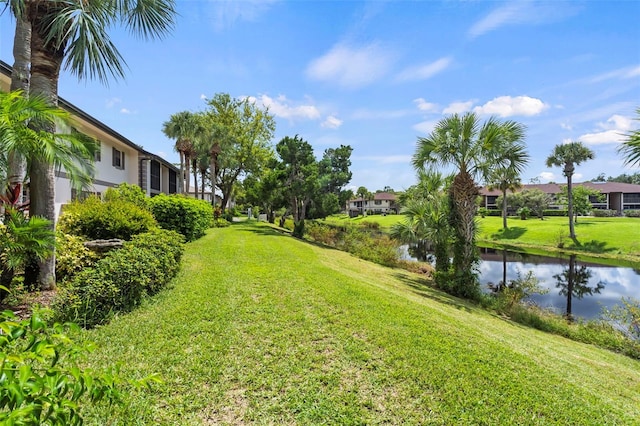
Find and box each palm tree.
[356,186,368,216]
[487,133,529,230]
[546,141,594,240]
[162,111,200,194]
[618,107,640,167]
[413,112,521,299]
[8,0,176,288]
[391,172,452,280]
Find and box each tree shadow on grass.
[568,238,618,254]
[392,273,474,313]
[232,221,292,237]
[490,227,526,240]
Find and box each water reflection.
[553,255,605,321]
[477,249,639,320]
[399,244,640,319]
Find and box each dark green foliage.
[624,209,640,218]
[58,196,157,240]
[542,209,568,217]
[592,209,617,217]
[0,311,146,425]
[53,229,185,328]
[55,232,99,283]
[0,209,55,299]
[292,220,305,238]
[149,194,213,241]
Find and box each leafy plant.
[602,297,640,341]
[103,183,150,211]
[58,197,157,241]
[149,194,212,241]
[55,232,100,283]
[0,311,159,424]
[53,229,184,328]
[0,209,55,299]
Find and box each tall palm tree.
[546,141,594,240]
[487,131,529,229]
[618,107,640,167]
[8,0,176,288]
[413,112,520,299]
[162,111,199,193]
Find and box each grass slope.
[81,222,640,425]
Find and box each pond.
[400,246,640,320]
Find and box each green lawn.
[80,222,639,424]
[325,214,640,264]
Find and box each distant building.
[347,192,397,217]
[479,182,640,214]
[1,60,181,219]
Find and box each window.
[112,147,125,169]
[623,193,640,204]
[374,200,382,205]
[71,189,101,201]
[150,160,161,191]
[169,170,177,194]
[94,141,101,162]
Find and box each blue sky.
[1,1,639,193]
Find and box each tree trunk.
[566,168,575,239]
[28,20,64,289]
[178,151,185,193]
[502,188,508,229]
[7,15,32,193]
[192,160,198,199]
[184,153,191,195]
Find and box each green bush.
[0,311,154,425]
[623,209,640,218]
[55,232,99,283]
[53,229,185,328]
[592,209,617,217]
[58,196,157,240]
[103,183,150,211]
[149,194,213,241]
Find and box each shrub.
[103,183,150,211]
[306,221,339,245]
[55,232,100,283]
[517,207,531,220]
[58,196,157,240]
[624,209,640,218]
[53,229,185,328]
[0,311,155,425]
[592,209,618,217]
[477,207,489,218]
[149,194,213,241]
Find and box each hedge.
[53,229,185,328]
[149,194,213,241]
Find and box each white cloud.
[413,120,438,135]
[574,173,583,181]
[560,122,573,131]
[120,108,132,114]
[443,101,474,114]
[395,57,452,82]
[247,94,321,121]
[473,96,547,117]
[578,114,633,145]
[207,0,278,31]
[200,94,207,100]
[106,98,121,108]
[539,172,555,182]
[413,98,438,113]
[468,2,579,38]
[306,43,396,89]
[321,115,343,129]
[587,65,640,84]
